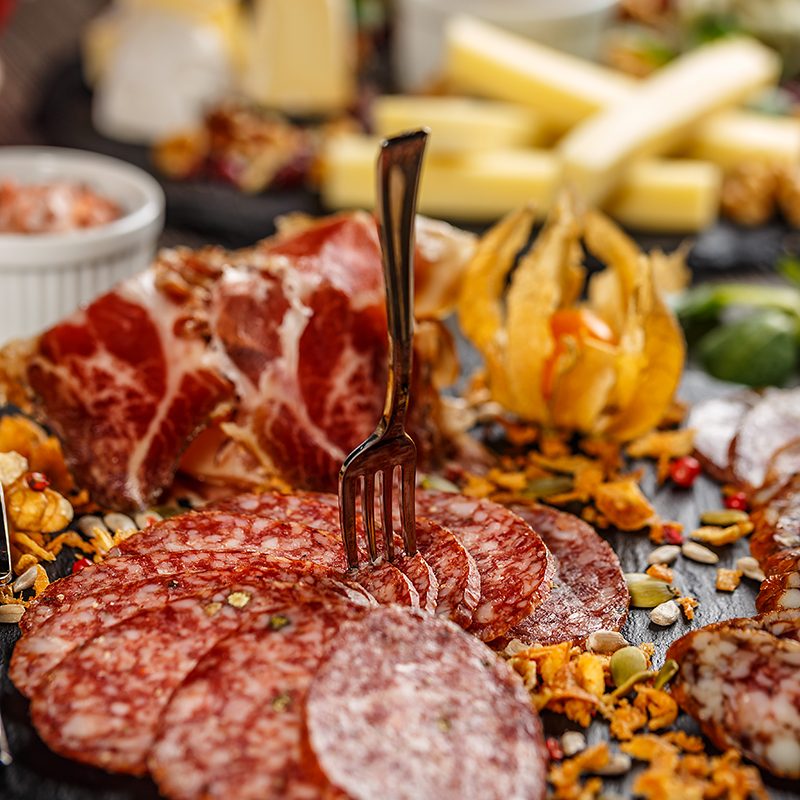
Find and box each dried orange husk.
[505,196,584,421]
[595,476,656,531]
[626,428,696,461]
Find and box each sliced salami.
[150,600,367,800]
[414,490,552,641]
[501,504,628,646]
[11,555,368,698]
[119,510,418,608]
[209,491,439,613]
[763,549,800,578]
[30,571,368,775]
[756,571,800,614]
[750,479,800,567]
[304,606,548,800]
[667,613,800,779]
[687,391,757,482]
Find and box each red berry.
[71,557,92,574]
[26,471,50,491]
[669,456,702,489]
[662,524,684,545]
[545,737,564,761]
[724,491,749,512]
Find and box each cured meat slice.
[30,573,368,775]
[304,606,548,800]
[687,391,757,482]
[118,510,418,608]
[11,555,367,698]
[502,504,628,646]
[753,438,800,507]
[209,491,442,613]
[756,570,800,613]
[730,387,800,490]
[667,613,800,779]
[150,600,368,800]
[415,490,553,641]
[27,271,234,509]
[763,549,800,578]
[750,478,800,566]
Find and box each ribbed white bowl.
[0,147,165,341]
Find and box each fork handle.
[376,129,428,434]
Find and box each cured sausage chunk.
[209,491,439,613]
[756,571,800,614]
[750,479,800,567]
[304,606,548,800]
[30,573,369,775]
[150,601,367,800]
[119,511,418,608]
[415,490,552,641]
[503,504,628,646]
[667,613,800,779]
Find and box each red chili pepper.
[724,491,749,512]
[545,737,564,761]
[26,471,50,491]
[71,557,92,574]
[669,456,702,489]
[662,524,684,545]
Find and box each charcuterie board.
[0,362,797,799]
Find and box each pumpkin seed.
[610,646,648,688]
[699,509,749,526]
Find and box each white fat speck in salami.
[305,606,548,800]
[150,600,367,800]
[414,490,552,641]
[501,504,628,646]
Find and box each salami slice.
[150,600,367,800]
[501,504,628,646]
[304,606,548,800]
[209,491,439,613]
[119,510,418,608]
[750,479,800,567]
[687,391,757,482]
[30,571,368,775]
[11,555,369,698]
[763,549,800,578]
[415,490,553,641]
[667,613,800,779]
[756,570,800,614]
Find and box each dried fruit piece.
[715,568,742,592]
[669,456,701,488]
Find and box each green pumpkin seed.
[699,509,749,526]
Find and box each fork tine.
[400,462,417,555]
[362,473,377,562]
[381,468,394,561]
[338,472,359,570]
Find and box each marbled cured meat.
[11,554,368,697]
[118,510,418,608]
[150,600,368,800]
[667,612,800,779]
[502,504,628,646]
[27,271,233,509]
[30,571,370,775]
[756,571,800,614]
[304,606,548,800]
[750,477,800,567]
[415,490,553,641]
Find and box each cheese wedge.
[373,96,549,154]
[559,37,780,205]
[688,110,800,169]
[445,15,636,133]
[321,134,720,232]
[606,159,722,233]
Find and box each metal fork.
[0,488,13,765]
[338,129,428,569]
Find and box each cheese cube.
[373,96,549,154]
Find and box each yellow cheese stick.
[559,37,780,205]
[321,134,720,232]
[373,95,549,154]
[689,110,800,169]
[445,15,635,133]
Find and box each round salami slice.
[667,614,800,779]
[501,504,628,646]
[756,570,800,614]
[150,600,368,800]
[119,510,418,608]
[687,391,757,482]
[304,606,548,800]
[30,570,368,775]
[414,490,552,641]
[209,491,439,613]
[11,555,368,698]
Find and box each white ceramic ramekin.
[0,147,165,341]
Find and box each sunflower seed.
[682,541,719,564]
[103,513,137,534]
[0,604,25,624]
[561,730,587,757]
[77,515,108,536]
[12,565,38,592]
[649,600,680,626]
[585,630,628,654]
[647,545,681,565]
[595,752,632,776]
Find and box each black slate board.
[35,59,800,268]
[1,369,799,799]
